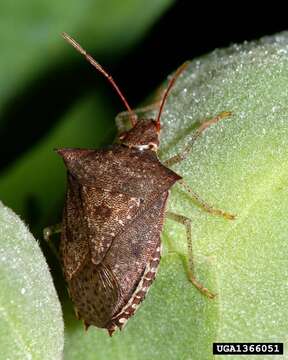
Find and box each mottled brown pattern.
[55,35,203,335]
[60,175,89,279]
[106,239,162,334]
[104,192,168,319]
[57,145,180,202]
[58,122,181,333]
[80,186,141,265]
[69,261,120,328]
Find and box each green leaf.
[0,201,64,359]
[63,33,288,359]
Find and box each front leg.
[166,211,216,299]
[164,111,232,168]
[163,111,236,221]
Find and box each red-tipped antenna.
[62,32,136,127]
[155,62,189,132]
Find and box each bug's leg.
[178,180,236,220]
[163,111,232,167]
[164,110,235,220]
[166,211,216,299]
[43,223,62,260]
[83,320,90,331]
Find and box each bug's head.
[118,62,189,152]
[61,33,189,152]
[119,119,160,151]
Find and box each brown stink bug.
[44,33,235,336]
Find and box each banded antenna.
[62,32,137,127]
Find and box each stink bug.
[44,33,235,336]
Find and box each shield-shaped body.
[58,144,181,334]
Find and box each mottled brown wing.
[106,237,161,333]
[68,261,120,328]
[103,191,169,320]
[60,175,89,280]
[80,185,141,265]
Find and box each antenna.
[155,62,189,132]
[62,32,136,127]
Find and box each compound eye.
[148,142,158,151]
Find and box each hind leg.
[166,212,216,299]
